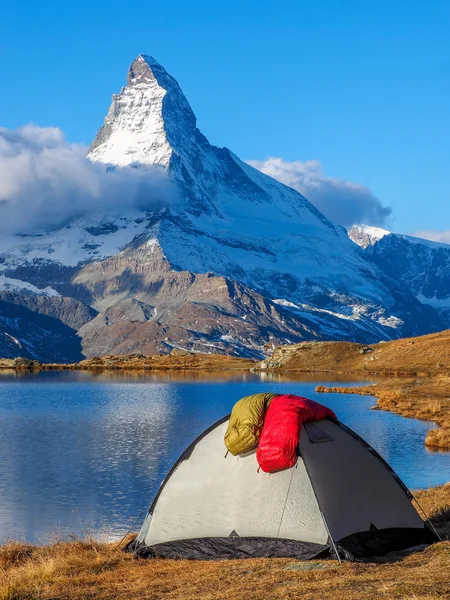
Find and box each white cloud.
[0,124,177,234]
[247,157,391,228]
[413,230,450,244]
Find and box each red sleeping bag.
[256,395,336,473]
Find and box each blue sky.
[0,0,449,236]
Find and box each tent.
[129,415,436,560]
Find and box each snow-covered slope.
[348,224,390,248]
[0,55,445,358]
[0,275,60,297]
[363,233,450,324]
[0,210,151,269]
[84,55,440,341]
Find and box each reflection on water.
[0,371,448,543]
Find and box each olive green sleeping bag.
[224,393,277,455]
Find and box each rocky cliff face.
[0,291,94,362]
[0,55,446,360]
[0,277,95,361]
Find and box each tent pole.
[95,510,145,574]
[321,511,342,563]
[411,494,443,542]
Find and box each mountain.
[348,224,390,249]
[0,276,95,361]
[355,232,450,325]
[0,55,445,360]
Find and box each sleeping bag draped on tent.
[224,392,277,455]
[256,395,337,473]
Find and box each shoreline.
[316,377,450,450]
[3,331,450,450]
[0,353,256,372]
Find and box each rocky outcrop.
[348,224,390,249]
[0,291,96,330]
[76,268,319,358]
[0,290,96,362]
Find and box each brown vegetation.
[256,329,450,450]
[0,353,256,373]
[0,485,449,600]
[264,329,450,376]
[316,375,450,449]
[1,333,450,598]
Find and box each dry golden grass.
[0,487,448,600]
[269,329,450,376]
[0,353,256,374]
[415,483,450,539]
[1,537,449,598]
[317,374,450,450]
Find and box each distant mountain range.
[349,225,450,325]
[0,55,447,360]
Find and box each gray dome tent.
[129,416,435,560]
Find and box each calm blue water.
[0,370,448,544]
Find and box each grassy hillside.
[263,330,450,376]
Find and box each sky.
[0,0,449,237]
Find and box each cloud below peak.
[0,124,176,235]
[247,157,391,228]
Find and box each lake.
[0,370,449,544]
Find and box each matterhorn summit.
[89,55,199,170]
[0,55,444,360]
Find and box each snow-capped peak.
[127,54,163,86]
[348,224,390,248]
[88,54,198,169]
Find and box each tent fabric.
[256,395,336,473]
[224,393,277,455]
[136,537,329,561]
[298,419,425,543]
[336,527,436,561]
[139,421,329,547]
